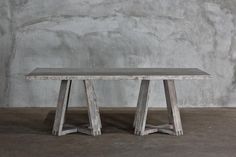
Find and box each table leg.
[163,80,183,136]
[84,80,102,136]
[133,82,142,128]
[52,80,77,136]
[64,80,72,123]
[134,80,151,136]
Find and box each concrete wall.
[1,0,236,107]
[0,0,13,107]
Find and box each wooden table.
[26,68,210,136]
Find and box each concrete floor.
[0,108,235,157]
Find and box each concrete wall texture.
[1,0,236,107]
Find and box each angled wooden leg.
[163,80,183,136]
[134,80,152,136]
[52,80,76,136]
[64,80,72,123]
[133,84,141,128]
[84,80,102,136]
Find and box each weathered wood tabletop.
[26,68,210,80]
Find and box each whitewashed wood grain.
[26,68,210,80]
[52,80,71,136]
[163,80,183,136]
[134,80,151,136]
[84,80,102,136]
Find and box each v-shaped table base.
[52,80,102,136]
[134,80,183,136]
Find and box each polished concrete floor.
[0,108,235,157]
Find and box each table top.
[26,68,210,80]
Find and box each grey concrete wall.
[1,0,236,107]
[0,0,13,107]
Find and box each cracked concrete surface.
[1,0,236,107]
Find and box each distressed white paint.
[26,68,210,80]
